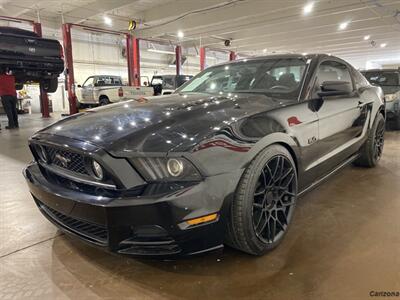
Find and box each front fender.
[190,132,299,178]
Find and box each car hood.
[37,93,292,156]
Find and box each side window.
[163,77,175,89]
[103,77,113,86]
[352,69,370,89]
[113,77,122,85]
[96,76,106,86]
[83,77,94,88]
[316,61,352,86]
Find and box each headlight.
[167,159,184,177]
[91,160,104,180]
[36,145,49,163]
[131,157,202,182]
[385,92,400,102]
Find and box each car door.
[308,59,368,175]
[81,77,95,103]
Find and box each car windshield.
[176,75,193,87]
[177,58,308,100]
[364,71,400,94]
[363,71,399,86]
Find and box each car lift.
[0,15,50,118]
[0,17,236,116]
[199,47,236,71]
[62,23,142,115]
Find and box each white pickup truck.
[76,75,154,107]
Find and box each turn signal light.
[186,213,218,226]
[118,87,124,97]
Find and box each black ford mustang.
[24,54,385,257]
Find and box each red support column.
[229,51,236,61]
[62,23,78,115]
[199,47,206,71]
[33,22,50,118]
[127,35,140,86]
[175,45,182,76]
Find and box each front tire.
[226,145,297,256]
[99,96,110,106]
[354,113,385,168]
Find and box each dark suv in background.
[151,74,193,95]
[362,69,400,129]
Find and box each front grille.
[43,145,89,175]
[37,200,108,245]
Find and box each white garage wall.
[72,37,129,85]
[9,22,395,113]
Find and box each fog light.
[92,160,104,180]
[167,158,184,177]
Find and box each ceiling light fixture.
[303,2,314,15]
[104,16,112,26]
[177,30,184,38]
[338,21,349,30]
[364,35,370,40]
[380,43,387,48]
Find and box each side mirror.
[77,84,82,88]
[318,81,352,97]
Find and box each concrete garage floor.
[0,114,399,300]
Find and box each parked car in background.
[76,75,154,107]
[24,54,385,257]
[151,74,193,95]
[362,69,400,129]
[0,26,64,93]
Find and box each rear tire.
[225,145,297,256]
[99,96,110,106]
[354,113,385,167]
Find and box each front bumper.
[24,163,242,258]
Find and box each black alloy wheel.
[373,119,385,161]
[252,155,296,244]
[354,113,385,168]
[226,145,298,255]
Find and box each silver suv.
[362,69,400,129]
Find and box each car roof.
[92,75,121,77]
[212,53,340,67]
[361,69,399,72]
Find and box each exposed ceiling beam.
[141,0,230,26]
[135,0,305,38]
